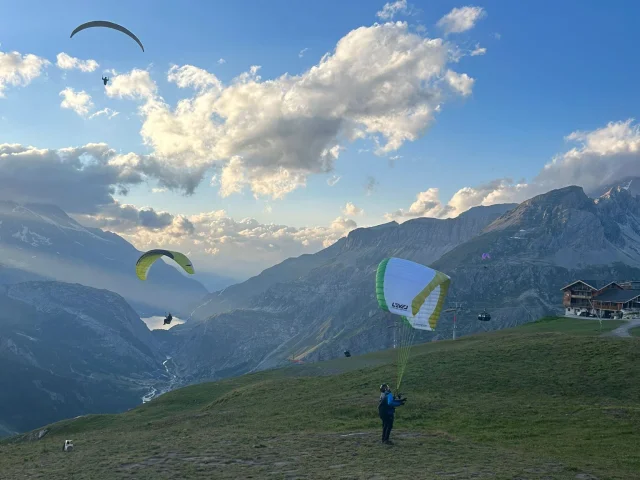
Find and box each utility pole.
[444,302,464,340]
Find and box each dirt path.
[602,319,640,337]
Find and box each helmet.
[379,383,389,393]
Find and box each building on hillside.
[561,280,640,319]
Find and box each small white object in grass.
[63,440,74,452]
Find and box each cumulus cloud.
[113,21,479,200]
[470,44,486,56]
[0,143,146,214]
[103,208,359,277]
[167,64,222,92]
[78,202,194,237]
[385,187,454,220]
[376,0,409,20]
[343,202,364,216]
[105,68,157,99]
[56,52,99,72]
[0,49,50,97]
[59,87,94,117]
[88,108,119,120]
[387,119,640,220]
[445,70,474,96]
[437,6,487,35]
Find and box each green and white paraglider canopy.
[376,257,451,391]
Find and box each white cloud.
[105,68,157,99]
[0,49,50,98]
[385,187,453,220]
[167,64,222,92]
[376,0,409,20]
[470,44,487,56]
[56,52,99,72]
[493,32,501,40]
[343,202,364,216]
[103,208,359,278]
[445,70,474,96]
[0,143,145,214]
[88,108,119,120]
[437,6,487,35]
[116,21,479,200]
[387,119,640,220]
[299,48,309,58]
[59,87,94,117]
[152,187,167,193]
[218,58,226,65]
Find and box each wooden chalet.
[561,280,640,318]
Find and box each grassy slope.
[1,317,639,479]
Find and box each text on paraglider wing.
[391,302,408,310]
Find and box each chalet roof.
[598,282,622,290]
[560,280,599,291]
[593,289,640,303]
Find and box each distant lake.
[141,316,185,331]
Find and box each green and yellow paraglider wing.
[375,257,451,391]
[135,249,194,281]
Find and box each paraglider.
[70,21,145,52]
[481,253,491,269]
[163,313,173,325]
[135,249,194,281]
[102,76,109,86]
[376,257,451,391]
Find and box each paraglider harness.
[378,391,406,418]
[163,313,173,325]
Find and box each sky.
[2,0,640,285]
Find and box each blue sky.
[2,0,640,281]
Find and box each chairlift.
[344,350,351,358]
[477,310,491,322]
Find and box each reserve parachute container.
[376,257,450,391]
[135,249,194,281]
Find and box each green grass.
[1,317,639,479]
[630,327,640,337]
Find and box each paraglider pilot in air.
[163,313,173,325]
[378,383,406,444]
[102,76,109,86]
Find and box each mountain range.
[0,281,171,436]
[168,183,640,385]
[0,201,208,316]
[3,181,640,436]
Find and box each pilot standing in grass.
[378,383,406,444]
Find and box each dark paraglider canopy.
[344,350,351,357]
[70,21,145,52]
[478,310,491,322]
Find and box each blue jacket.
[379,391,403,417]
